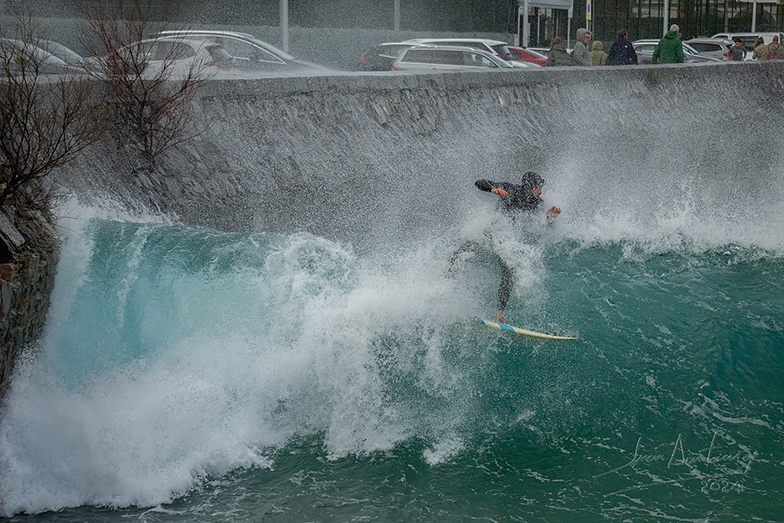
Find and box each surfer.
[448,171,560,324]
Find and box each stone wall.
[0,209,58,398]
[54,61,784,244]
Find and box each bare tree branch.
[0,9,105,211]
[79,0,212,169]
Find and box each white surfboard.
[469,316,578,341]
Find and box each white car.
[632,39,723,63]
[684,38,734,61]
[391,45,518,72]
[85,37,233,78]
[154,30,329,72]
[400,37,531,67]
[711,31,783,48]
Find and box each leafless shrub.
[79,0,212,169]
[0,10,104,212]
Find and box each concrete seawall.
[56,61,784,243]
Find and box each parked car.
[85,37,233,78]
[684,38,733,60]
[507,46,548,66]
[391,45,517,72]
[711,32,783,49]
[154,30,329,72]
[357,42,419,71]
[401,38,525,65]
[632,39,723,63]
[0,38,86,75]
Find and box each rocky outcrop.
[0,208,58,397]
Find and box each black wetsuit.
[450,175,545,315]
[474,179,543,215]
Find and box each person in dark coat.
[605,29,638,65]
[728,38,747,61]
[448,172,561,324]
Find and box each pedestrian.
[752,37,769,61]
[728,38,747,61]
[605,29,638,65]
[769,35,784,59]
[545,37,574,66]
[448,172,560,324]
[572,28,593,66]
[590,40,607,65]
[652,24,684,64]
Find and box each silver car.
[0,38,86,75]
[400,37,533,68]
[632,39,723,63]
[84,37,232,78]
[684,38,734,61]
[154,30,328,72]
[391,45,517,71]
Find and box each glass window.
[400,49,432,63]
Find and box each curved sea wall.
[55,61,784,243]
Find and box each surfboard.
[469,316,578,341]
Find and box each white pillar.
[663,0,669,36]
[751,0,757,32]
[281,0,289,52]
[394,0,401,31]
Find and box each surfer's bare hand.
[547,206,561,219]
[491,188,508,196]
[496,310,505,324]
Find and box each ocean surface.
[2,163,784,522]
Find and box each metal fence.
[527,0,784,46]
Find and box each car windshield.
[202,37,284,64]
[1,40,65,67]
[39,41,83,64]
[374,44,413,59]
[490,43,511,58]
[158,31,297,61]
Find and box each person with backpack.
[752,37,770,60]
[769,35,784,59]
[605,29,638,65]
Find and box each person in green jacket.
[652,24,684,64]
[591,40,607,65]
[545,37,574,66]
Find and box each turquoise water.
[1,198,783,521]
